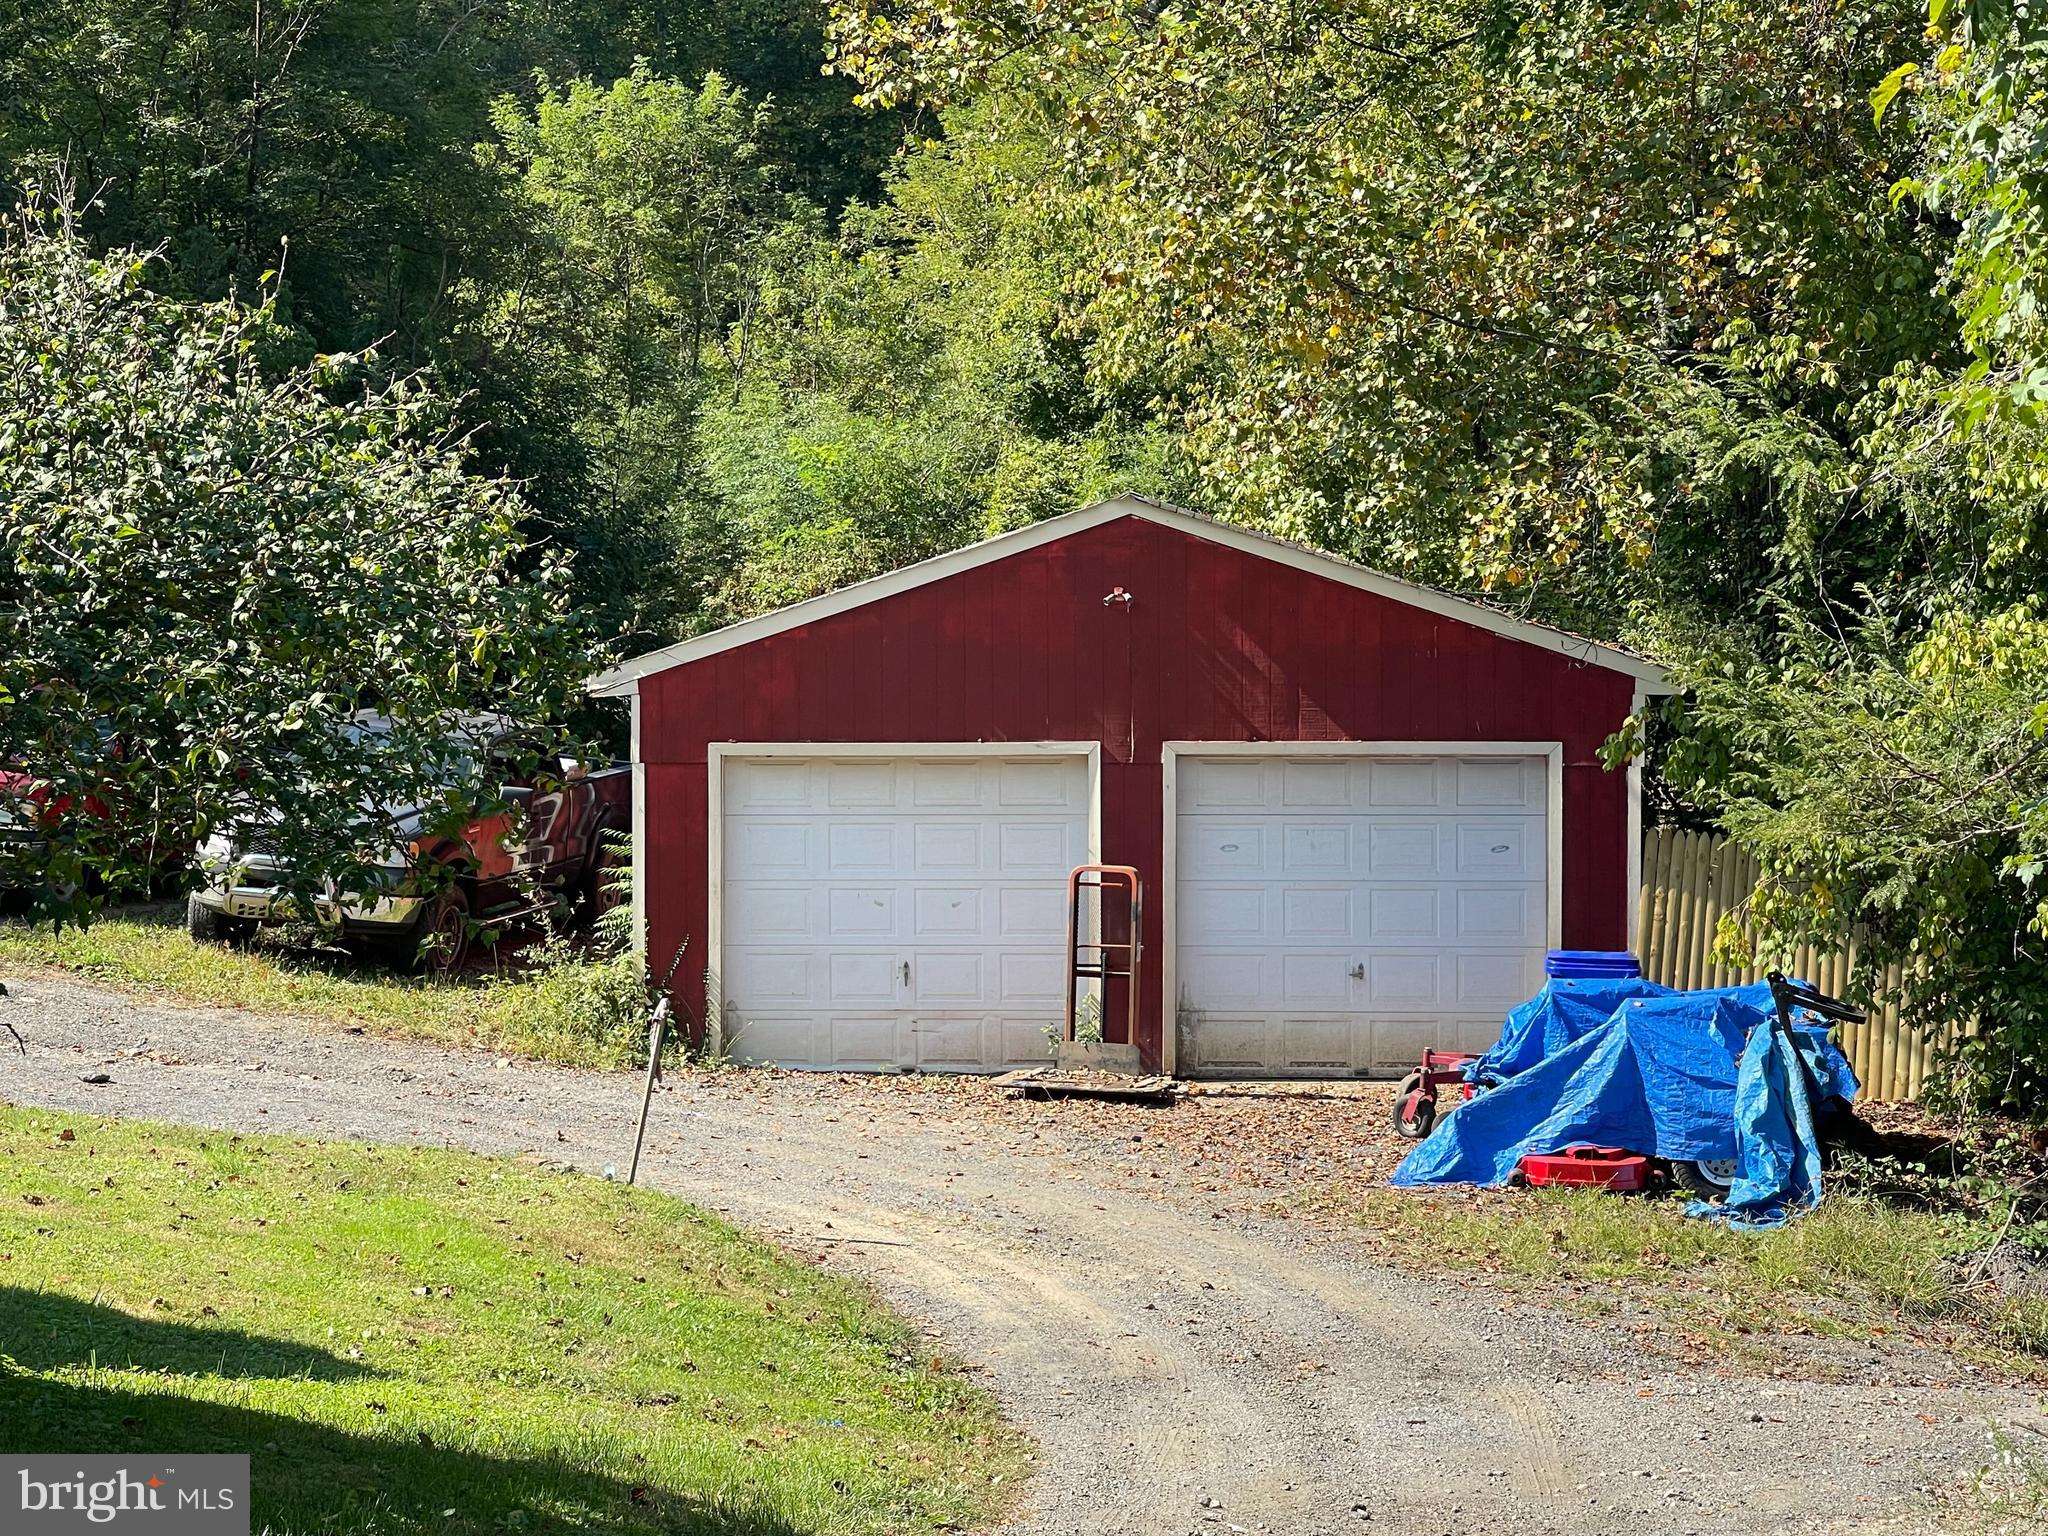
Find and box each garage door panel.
[729,950,818,1005]
[1366,887,1438,941]
[1183,950,1269,1008]
[1281,1018,1358,1070]
[911,1016,987,1070]
[1453,1014,1509,1053]
[918,1013,1053,1071]
[1281,823,1350,873]
[912,761,985,806]
[729,1014,826,1067]
[1368,1017,1438,1069]
[1279,760,1350,808]
[826,887,899,939]
[1364,952,1441,1007]
[912,886,984,937]
[1186,760,1265,809]
[728,885,814,939]
[828,953,897,1005]
[910,951,983,1005]
[1184,824,1265,876]
[1367,760,1440,807]
[996,1016,1055,1064]
[1177,754,1548,1077]
[1365,823,1440,877]
[1282,953,1353,1007]
[998,820,1078,874]
[1456,886,1539,942]
[1455,951,1540,1008]
[998,951,1064,1005]
[827,821,902,875]
[1456,758,1538,806]
[729,761,811,811]
[1455,820,1540,878]
[1185,885,1267,942]
[1186,1016,1274,1071]
[1000,759,1078,806]
[828,1015,902,1070]
[998,885,1068,940]
[826,761,896,808]
[912,822,981,873]
[1282,886,1353,939]
[730,820,814,875]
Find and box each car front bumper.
[192,882,425,932]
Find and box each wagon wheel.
[1390,1071,1436,1140]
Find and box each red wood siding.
[638,515,1638,1066]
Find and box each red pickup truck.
[187,723,631,974]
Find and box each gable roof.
[586,494,1672,697]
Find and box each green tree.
[1669,610,2048,1114]
[0,0,898,363]
[828,0,1941,630]
[0,197,585,923]
[696,93,1188,619]
[476,65,803,645]
[1652,0,2048,1113]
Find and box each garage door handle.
[1349,963,1365,981]
[901,960,911,985]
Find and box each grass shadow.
[0,1286,381,1381]
[0,1293,810,1535]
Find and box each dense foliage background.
[5,0,2048,1111]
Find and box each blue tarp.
[1392,983,1859,1224]
[1689,1020,1832,1229]
[1469,976,1806,1085]
[1470,977,1672,1085]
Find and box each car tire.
[186,892,254,947]
[412,885,472,978]
[1671,1157,1739,1201]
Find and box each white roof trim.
[586,494,1672,696]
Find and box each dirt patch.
[676,1067,1410,1206]
[3,973,2043,1536]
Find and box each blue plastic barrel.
[1545,949,1642,980]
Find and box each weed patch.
[0,907,660,1069]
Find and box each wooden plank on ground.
[992,1068,1179,1103]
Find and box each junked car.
[0,738,191,904]
[187,715,630,974]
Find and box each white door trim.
[1158,740,1565,1078]
[706,741,1103,1058]
[1626,685,1646,949]
[630,691,647,962]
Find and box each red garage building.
[589,496,1670,1077]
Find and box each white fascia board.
[586,494,1672,697]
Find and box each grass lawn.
[0,1106,1024,1535]
[1325,1182,2048,1379]
[0,905,648,1068]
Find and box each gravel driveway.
[2,973,2040,1536]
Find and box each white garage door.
[719,754,1088,1071]
[1175,754,1550,1077]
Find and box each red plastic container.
[1516,1145,1651,1192]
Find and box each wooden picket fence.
[1635,826,1935,1102]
